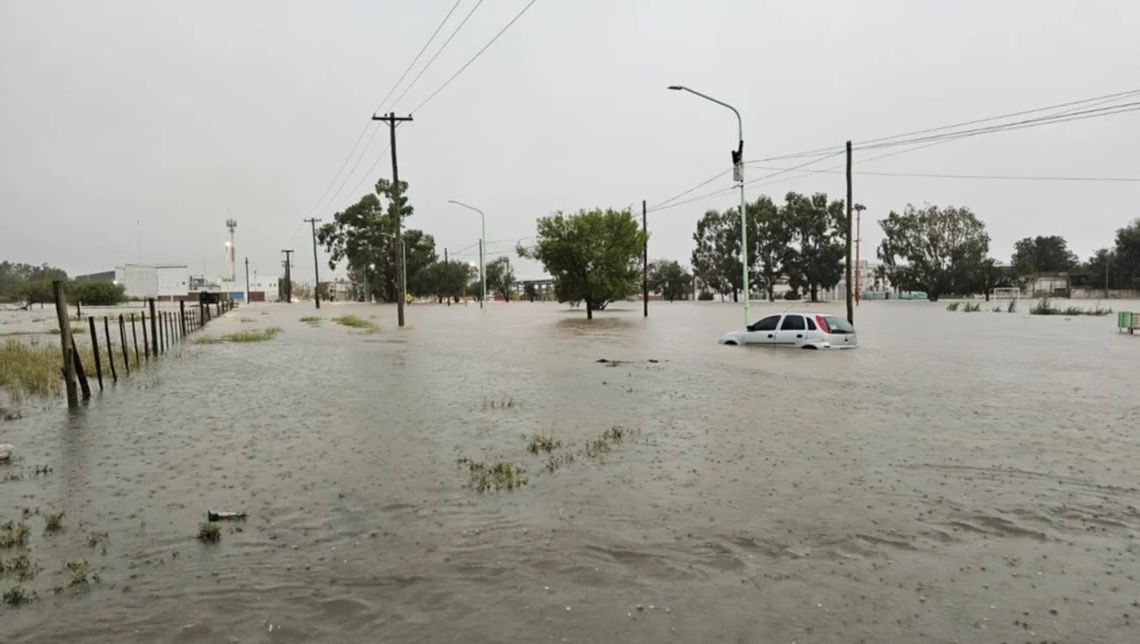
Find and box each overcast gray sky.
[2,0,1138,282]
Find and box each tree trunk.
[585,298,593,320]
[767,285,775,302]
[810,283,819,302]
[732,290,738,303]
[984,290,990,302]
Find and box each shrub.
[67,281,126,306]
[697,291,714,301]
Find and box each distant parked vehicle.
[718,312,858,349]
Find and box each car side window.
[805,316,817,331]
[780,315,806,331]
[750,315,780,332]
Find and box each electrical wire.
[856,101,1140,151]
[746,165,1140,183]
[300,2,466,221]
[391,0,486,110]
[410,0,541,114]
[375,0,464,114]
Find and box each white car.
[718,312,858,349]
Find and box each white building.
[114,264,190,300]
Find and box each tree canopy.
[647,259,693,302]
[877,203,990,301]
[484,256,516,302]
[520,208,647,319]
[1011,235,1079,275]
[317,178,435,302]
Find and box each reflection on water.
[2,300,1139,643]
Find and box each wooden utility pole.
[372,112,413,327]
[855,206,862,306]
[444,248,450,306]
[52,281,79,407]
[281,250,294,303]
[642,200,648,317]
[845,140,854,324]
[304,218,322,309]
[244,257,250,305]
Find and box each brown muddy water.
[2,300,1139,643]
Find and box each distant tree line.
[691,192,847,302]
[1,261,125,307]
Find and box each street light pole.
[668,85,749,325]
[448,200,486,309]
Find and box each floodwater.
[2,300,1139,643]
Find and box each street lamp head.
[667,85,684,91]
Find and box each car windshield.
[823,315,855,333]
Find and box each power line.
[301,2,466,221]
[857,101,1140,151]
[410,0,541,114]
[852,87,1140,148]
[375,0,464,113]
[747,165,1140,183]
[391,0,486,110]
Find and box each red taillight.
[816,315,829,332]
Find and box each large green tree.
[1114,218,1140,288]
[751,196,788,302]
[520,208,647,319]
[1011,235,1079,275]
[0,262,68,303]
[317,179,435,302]
[690,207,761,301]
[781,192,846,302]
[877,204,990,301]
[647,259,693,302]
[484,256,516,302]
[411,260,474,303]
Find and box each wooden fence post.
[52,281,79,408]
[119,314,130,375]
[140,312,149,360]
[87,316,103,390]
[179,300,187,336]
[130,313,139,364]
[103,316,117,382]
[148,299,158,357]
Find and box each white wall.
[156,265,189,297]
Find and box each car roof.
[760,311,843,317]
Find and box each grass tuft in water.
[43,512,63,534]
[2,585,34,606]
[332,315,379,333]
[238,317,255,323]
[1006,299,1017,313]
[962,302,982,312]
[300,316,323,327]
[583,426,627,459]
[196,327,281,344]
[526,433,561,454]
[456,458,527,492]
[1029,299,1113,316]
[197,523,221,543]
[0,521,30,549]
[65,559,90,586]
[0,553,40,581]
[483,396,517,410]
[945,302,960,311]
[86,532,109,554]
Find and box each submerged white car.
[718,312,858,349]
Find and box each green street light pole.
[668,85,749,325]
[447,200,486,308]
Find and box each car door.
[774,314,807,346]
[743,314,781,345]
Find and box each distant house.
[1030,272,1070,298]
